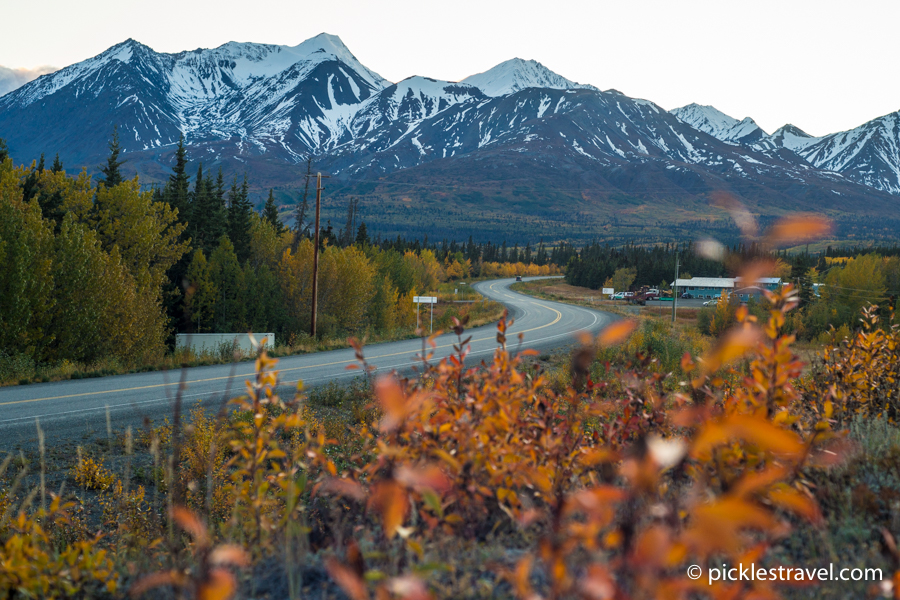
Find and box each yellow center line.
[0,284,564,408]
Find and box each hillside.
[2,34,899,242]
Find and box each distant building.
[733,286,766,301]
[673,277,734,299]
[735,276,782,291]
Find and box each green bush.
[0,351,35,383]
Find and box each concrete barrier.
[175,333,275,355]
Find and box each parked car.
[647,288,660,295]
[623,292,634,298]
[681,293,693,299]
[628,292,660,306]
[611,292,626,300]
[702,299,717,306]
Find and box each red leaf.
[326,558,368,600]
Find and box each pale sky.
[1,0,897,137]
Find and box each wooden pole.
[672,253,680,323]
[310,172,329,337]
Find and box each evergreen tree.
[32,163,66,232]
[320,220,337,249]
[242,263,285,334]
[355,222,369,245]
[262,189,285,235]
[22,155,44,201]
[164,135,191,224]
[227,175,253,263]
[291,157,314,250]
[0,138,8,162]
[209,235,245,332]
[51,153,63,173]
[188,163,220,253]
[210,168,228,244]
[97,126,126,188]
[184,249,217,333]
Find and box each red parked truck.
[627,287,660,306]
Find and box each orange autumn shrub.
[805,305,900,427]
[321,285,844,600]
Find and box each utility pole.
[672,253,680,323]
[310,172,330,337]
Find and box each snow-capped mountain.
[1,33,900,240]
[670,103,900,196]
[671,104,767,145]
[763,124,821,153]
[797,112,900,194]
[0,33,389,163]
[461,58,598,97]
[351,76,485,137]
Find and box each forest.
[0,134,561,382]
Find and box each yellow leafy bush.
[0,496,118,598]
[71,455,116,491]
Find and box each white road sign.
[413,296,437,304]
[602,288,614,295]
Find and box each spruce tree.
[355,222,369,245]
[262,189,285,234]
[184,249,217,333]
[22,155,44,201]
[188,164,229,255]
[291,157,313,249]
[51,153,63,173]
[33,156,65,232]
[210,168,227,246]
[164,135,191,224]
[188,164,205,247]
[97,126,126,188]
[227,175,253,263]
[0,138,8,162]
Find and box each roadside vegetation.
[5,273,900,598]
[7,134,900,599]
[0,139,566,386]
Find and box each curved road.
[0,277,614,450]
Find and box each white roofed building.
[735,277,782,291]
[672,277,734,299]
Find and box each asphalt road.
[0,277,615,450]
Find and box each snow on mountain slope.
[671,103,767,144]
[3,39,157,107]
[226,57,388,154]
[797,111,900,194]
[326,86,814,183]
[4,34,900,207]
[0,33,390,160]
[764,124,822,152]
[349,76,486,144]
[461,58,598,97]
[672,102,900,196]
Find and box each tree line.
[0,134,562,373]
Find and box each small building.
[175,333,274,356]
[735,276,782,291]
[733,286,766,302]
[673,277,734,299]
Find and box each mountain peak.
[671,103,766,143]
[765,123,821,152]
[775,123,813,138]
[289,32,388,88]
[461,57,597,97]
